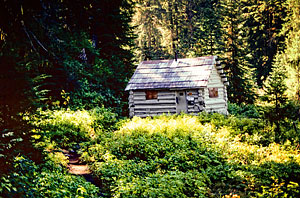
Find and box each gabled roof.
[125,56,220,91]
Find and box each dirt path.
[62,150,98,185]
[67,152,90,175]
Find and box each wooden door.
[176,91,187,113]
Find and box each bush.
[197,112,275,146]
[0,156,100,198]
[228,103,262,118]
[30,107,117,150]
[82,114,300,197]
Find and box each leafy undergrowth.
[0,156,100,197]
[3,109,300,197]
[81,114,300,197]
[1,107,117,198]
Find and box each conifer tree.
[279,0,300,101]
[243,0,287,85]
[221,0,257,104]
[262,55,288,141]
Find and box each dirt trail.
[67,152,90,175]
[62,150,98,185]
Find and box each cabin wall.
[129,90,176,117]
[185,89,205,115]
[204,66,228,114]
[129,89,205,117]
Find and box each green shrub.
[197,112,275,146]
[82,114,300,197]
[89,106,118,131]
[83,115,241,196]
[0,156,100,198]
[228,103,262,118]
[30,107,117,150]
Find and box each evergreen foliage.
[262,56,288,141]
[279,0,300,101]
[0,0,134,175]
[221,0,258,104]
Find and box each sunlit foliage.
[81,114,300,197]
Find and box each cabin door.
[176,91,187,113]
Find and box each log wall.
[128,61,228,117]
[129,89,206,117]
[129,90,177,117]
[204,64,228,114]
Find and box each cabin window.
[208,88,218,98]
[146,90,158,100]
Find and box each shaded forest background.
[1,0,300,113]
[1,0,300,196]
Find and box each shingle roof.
[125,56,217,91]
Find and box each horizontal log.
[221,77,228,82]
[134,109,176,113]
[158,95,175,100]
[133,99,175,105]
[205,100,226,105]
[205,107,227,112]
[217,69,224,73]
[134,105,176,109]
[205,104,226,109]
[135,113,174,118]
[188,109,203,113]
[132,95,146,101]
[133,91,146,96]
[135,111,176,117]
[157,91,175,95]
[207,84,224,88]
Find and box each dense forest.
[1,0,300,197]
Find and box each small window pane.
[209,88,218,98]
[146,90,158,100]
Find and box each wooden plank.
[205,104,226,109]
[205,100,226,105]
[134,105,176,109]
[188,109,202,113]
[208,80,223,85]
[205,107,227,112]
[217,69,224,73]
[135,112,176,117]
[135,109,176,113]
[221,77,228,82]
[216,65,223,70]
[158,95,175,100]
[207,83,224,88]
[133,95,146,100]
[133,91,146,96]
[158,91,175,95]
[134,100,175,105]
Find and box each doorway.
[176,91,187,113]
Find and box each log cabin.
[125,56,229,117]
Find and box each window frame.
[145,90,158,100]
[208,88,218,98]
